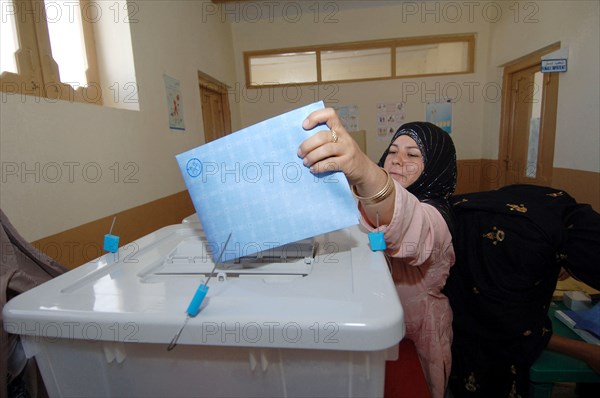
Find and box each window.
[1,0,19,74]
[0,0,102,104]
[244,34,475,88]
[248,52,317,86]
[321,47,391,81]
[395,41,470,76]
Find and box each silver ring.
[331,129,338,143]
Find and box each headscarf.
[378,121,457,234]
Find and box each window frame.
[0,0,102,104]
[244,33,475,88]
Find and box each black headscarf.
[378,122,457,234]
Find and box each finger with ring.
[330,129,339,143]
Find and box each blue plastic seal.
[186,284,209,317]
[103,234,120,253]
[368,231,386,251]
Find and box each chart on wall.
[164,74,185,131]
[376,102,405,141]
[426,100,452,134]
[333,105,360,132]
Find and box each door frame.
[198,70,232,143]
[498,42,561,187]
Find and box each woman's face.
[383,135,425,189]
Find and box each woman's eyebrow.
[391,143,420,150]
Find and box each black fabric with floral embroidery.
[445,184,600,397]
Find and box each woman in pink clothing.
[298,108,457,398]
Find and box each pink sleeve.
[359,180,454,267]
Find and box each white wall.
[0,1,240,241]
[229,0,599,177]
[1,1,598,242]
[484,0,599,172]
[229,1,494,161]
[94,0,139,111]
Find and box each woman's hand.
[298,108,395,226]
[298,108,377,186]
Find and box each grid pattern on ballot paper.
[176,101,359,262]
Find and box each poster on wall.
[333,105,359,132]
[164,74,185,131]
[376,102,405,141]
[426,100,452,133]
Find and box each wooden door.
[499,45,560,187]
[198,71,231,143]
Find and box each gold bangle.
[351,168,395,206]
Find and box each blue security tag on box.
[368,231,386,251]
[187,284,209,317]
[103,234,120,253]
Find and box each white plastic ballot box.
[3,223,404,398]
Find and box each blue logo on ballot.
[186,158,203,177]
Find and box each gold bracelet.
[351,168,395,206]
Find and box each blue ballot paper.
[564,302,600,339]
[176,101,359,262]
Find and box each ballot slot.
[138,236,316,281]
